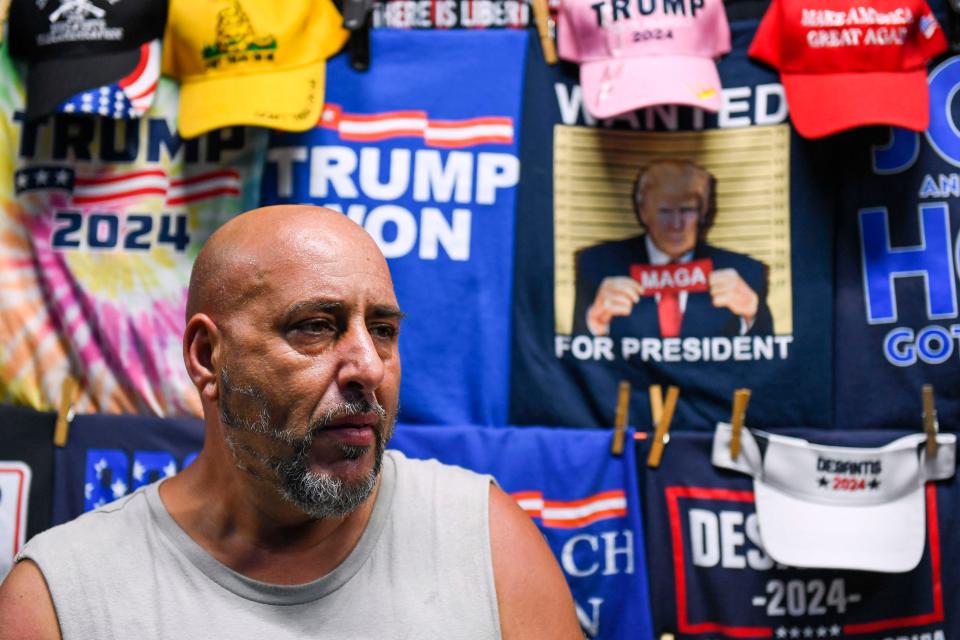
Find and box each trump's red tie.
[658,290,682,338]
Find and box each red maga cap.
[749,0,947,139]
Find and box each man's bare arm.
[489,484,583,639]
[0,559,61,640]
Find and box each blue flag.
[835,52,960,430]
[51,414,203,526]
[260,30,527,427]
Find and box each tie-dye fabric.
[0,45,266,416]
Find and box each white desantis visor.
[712,424,956,573]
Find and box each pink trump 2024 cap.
[557,0,731,119]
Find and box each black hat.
[9,0,168,118]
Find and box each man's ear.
[183,313,220,402]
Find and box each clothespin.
[532,0,557,64]
[922,384,939,457]
[646,385,679,468]
[729,388,751,460]
[610,381,631,455]
[649,384,663,427]
[343,0,373,71]
[53,375,80,447]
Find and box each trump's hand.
[585,277,645,336]
[709,269,758,321]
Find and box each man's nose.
[335,321,386,396]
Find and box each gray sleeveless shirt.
[17,451,501,639]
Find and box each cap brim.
[580,55,723,119]
[177,62,327,139]
[754,479,926,573]
[27,48,140,119]
[783,70,930,139]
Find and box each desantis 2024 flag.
[260,31,527,427]
[640,430,960,639]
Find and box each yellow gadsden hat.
[162,0,348,138]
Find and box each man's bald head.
[186,205,387,321]
[181,204,403,522]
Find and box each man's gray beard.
[272,406,394,520]
[219,367,395,519]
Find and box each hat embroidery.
[597,61,624,103]
[48,0,104,22]
[36,0,124,46]
[815,455,882,492]
[693,86,716,100]
[919,13,938,38]
[201,0,277,68]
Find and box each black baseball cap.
[9,0,168,118]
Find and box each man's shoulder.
[385,449,493,522]
[18,486,153,564]
[386,449,491,486]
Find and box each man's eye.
[295,319,336,334]
[370,324,398,340]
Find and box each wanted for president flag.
[260,30,527,427]
[508,20,835,432]
[391,424,654,640]
[639,429,960,639]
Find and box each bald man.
[572,159,773,338]
[0,206,581,639]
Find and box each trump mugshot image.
[571,158,774,340]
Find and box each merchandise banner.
[639,430,959,639]
[1,43,267,416]
[509,19,836,430]
[371,0,532,28]
[0,403,54,580]
[50,413,202,526]
[835,52,960,430]
[260,30,527,426]
[391,423,654,640]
